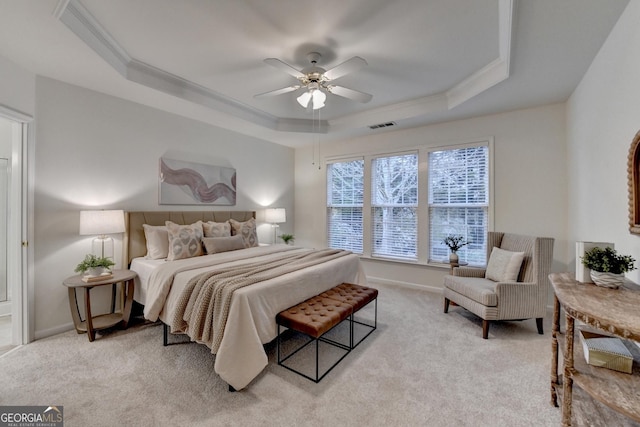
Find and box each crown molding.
[58,0,130,76]
[58,0,279,130]
[125,60,276,130]
[329,93,449,131]
[446,0,513,109]
[57,0,513,135]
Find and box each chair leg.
[482,320,490,339]
[536,317,544,335]
[443,298,450,313]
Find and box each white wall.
[567,1,640,282]
[0,54,35,116]
[34,77,294,337]
[295,103,569,289]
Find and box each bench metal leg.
[277,319,351,383]
[163,323,169,346]
[350,298,378,349]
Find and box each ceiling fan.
[255,52,373,110]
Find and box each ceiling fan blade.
[323,56,368,81]
[264,58,305,79]
[254,85,300,98]
[327,85,373,103]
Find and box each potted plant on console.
[581,246,636,289]
[443,235,469,263]
[75,254,115,278]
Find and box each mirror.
[628,130,640,234]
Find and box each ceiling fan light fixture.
[297,88,326,110]
[311,89,326,109]
[296,91,312,108]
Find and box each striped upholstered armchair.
[443,232,554,339]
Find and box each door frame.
[0,104,33,345]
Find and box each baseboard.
[35,322,75,340]
[366,276,443,294]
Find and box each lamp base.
[92,235,114,260]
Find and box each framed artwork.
[159,157,236,205]
[628,130,640,234]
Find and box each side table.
[448,260,468,275]
[63,269,137,342]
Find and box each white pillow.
[203,221,231,238]
[203,235,245,254]
[165,221,204,261]
[142,224,169,260]
[485,247,525,282]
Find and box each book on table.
[81,273,113,283]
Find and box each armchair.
[443,232,554,339]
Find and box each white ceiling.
[0,0,630,147]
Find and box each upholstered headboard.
[124,210,255,265]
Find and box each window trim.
[325,138,494,267]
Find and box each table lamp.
[79,210,126,260]
[264,208,286,244]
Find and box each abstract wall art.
[159,157,236,205]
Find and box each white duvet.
[133,245,366,390]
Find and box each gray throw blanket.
[170,248,350,352]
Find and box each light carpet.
[0,283,560,427]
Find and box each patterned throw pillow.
[202,221,231,238]
[165,221,204,261]
[229,218,258,248]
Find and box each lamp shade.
[265,208,286,224]
[79,210,126,235]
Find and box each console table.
[549,273,640,426]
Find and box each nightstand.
[63,269,137,342]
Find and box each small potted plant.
[581,246,636,289]
[443,235,469,263]
[75,254,115,277]
[279,233,295,245]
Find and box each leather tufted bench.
[276,296,353,339]
[276,283,378,383]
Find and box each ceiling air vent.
[368,122,396,130]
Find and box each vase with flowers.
[443,235,470,263]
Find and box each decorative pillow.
[229,218,258,248]
[142,224,169,260]
[486,247,525,282]
[165,221,204,261]
[203,235,245,254]
[203,221,231,238]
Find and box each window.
[428,146,489,266]
[371,153,418,260]
[326,141,490,265]
[327,159,364,253]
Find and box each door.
[0,107,32,346]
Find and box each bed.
[124,211,366,390]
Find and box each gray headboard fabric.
[124,210,256,265]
